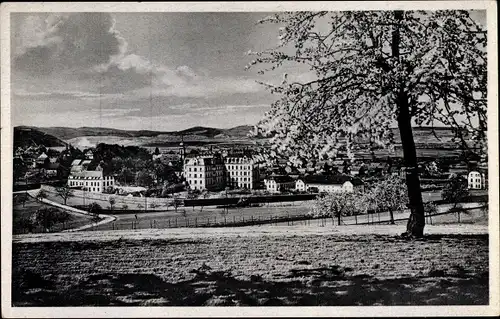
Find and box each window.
[194,174,197,178]
[189,167,192,172]
[194,180,197,184]
[194,167,197,172]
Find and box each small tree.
[33,208,58,232]
[149,202,158,209]
[122,203,129,210]
[108,196,116,211]
[13,216,34,234]
[36,189,48,202]
[136,170,154,187]
[55,211,71,229]
[88,202,102,225]
[442,175,469,209]
[423,202,438,225]
[356,189,377,224]
[372,176,409,224]
[55,185,74,205]
[171,195,182,213]
[199,191,210,212]
[313,191,357,226]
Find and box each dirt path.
[26,189,116,232]
[13,223,488,244]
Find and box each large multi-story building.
[183,152,261,191]
[224,154,260,190]
[184,154,225,191]
[68,170,115,193]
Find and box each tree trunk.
[337,213,341,226]
[393,10,425,238]
[389,208,395,225]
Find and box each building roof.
[469,168,488,174]
[37,152,48,160]
[71,159,82,166]
[185,156,224,166]
[265,175,295,183]
[69,170,103,180]
[300,174,363,186]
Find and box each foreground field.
[12,225,488,306]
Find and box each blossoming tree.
[248,10,487,237]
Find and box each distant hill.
[175,126,224,138]
[223,125,254,138]
[27,124,255,141]
[17,124,461,148]
[32,126,169,140]
[14,126,67,148]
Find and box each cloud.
[14,13,126,75]
[13,89,123,101]
[11,12,271,129]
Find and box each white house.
[264,175,295,193]
[184,154,225,191]
[84,149,94,160]
[295,175,364,193]
[68,170,115,193]
[467,170,487,190]
[224,154,260,190]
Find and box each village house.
[68,170,115,193]
[264,175,296,193]
[34,152,49,168]
[42,162,63,178]
[295,175,364,193]
[84,149,94,160]
[49,156,59,164]
[467,170,487,190]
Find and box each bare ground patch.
[12,231,488,306]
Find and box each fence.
[95,213,331,231]
[183,194,318,207]
[92,205,487,231]
[40,184,177,209]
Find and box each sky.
[11,12,291,131]
[10,11,486,131]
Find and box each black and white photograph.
[1,1,498,317]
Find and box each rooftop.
[69,170,103,179]
[265,175,295,183]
